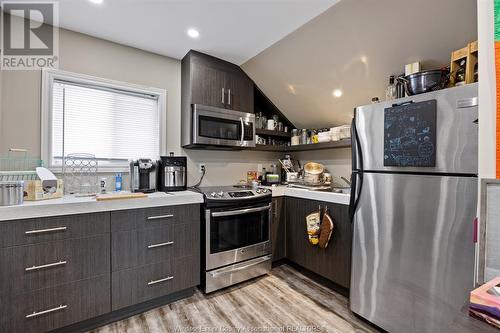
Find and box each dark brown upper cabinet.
[182,50,254,113]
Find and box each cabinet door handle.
[25,260,67,272]
[147,241,174,249]
[147,214,173,220]
[25,226,67,235]
[227,89,231,106]
[26,304,67,319]
[148,275,173,286]
[221,87,225,104]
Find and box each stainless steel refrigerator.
[349,83,478,333]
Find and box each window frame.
[41,69,167,172]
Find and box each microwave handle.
[240,117,244,145]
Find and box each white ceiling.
[34,0,339,65]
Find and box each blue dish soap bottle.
[115,173,122,192]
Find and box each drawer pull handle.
[147,241,174,249]
[26,304,67,318]
[25,260,67,272]
[147,214,174,220]
[148,275,173,286]
[25,226,67,235]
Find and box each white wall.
[476,0,496,283]
[478,0,496,179]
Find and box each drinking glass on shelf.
[261,116,267,130]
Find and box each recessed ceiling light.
[333,89,343,98]
[187,28,200,39]
[89,0,103,4]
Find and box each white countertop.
[0,191,204,222]
[265,185,351,205]
[0,186,349,222]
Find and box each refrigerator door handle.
[352,113,364,172]
[351,117,357,170]
[349,171,364,223]
[351,112,363,171]
[349,171,357,221]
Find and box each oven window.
[199,116,241,140]
[210,209,269,254]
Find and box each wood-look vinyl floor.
[89,265,380,333]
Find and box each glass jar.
[301,129,308,145]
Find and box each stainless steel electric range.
[199,185,272,293]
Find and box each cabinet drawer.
[112,223,200,271]
[0,275,110,333]
[0,235,110,296]
[112,225,175,271]
[112,261,174,310]
[111,204,200,232]
[0,212,110,248]
[111,255,199,310]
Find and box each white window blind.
[51,80,160,167]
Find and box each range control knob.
[256,189,262,194]
[217,192,224,198]
[210,192,217,197]
[262,188,268,193]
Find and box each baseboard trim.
[49,288,194,333]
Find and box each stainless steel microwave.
[182,104,255,148]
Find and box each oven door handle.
[210,255,272,278]
[211,204,271,217]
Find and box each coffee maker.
[159,153,187,192]
[129,159,158,193]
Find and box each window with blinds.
[50,80,161,168]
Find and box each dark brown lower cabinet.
[285,197,351,288]
[0,275,110,333]
[0,203,201,333]
[112,255,199,310]
[0,235,110,296]
[271,197,286,261]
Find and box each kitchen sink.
[332,187,351,194]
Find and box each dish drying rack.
[0,148,43,181]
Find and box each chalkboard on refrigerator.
[383,100,437,167]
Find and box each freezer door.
[350,173,477,333]
[355,84,478,174]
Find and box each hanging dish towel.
[318,207,334,249]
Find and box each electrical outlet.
[199,163,206,173]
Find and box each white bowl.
[317,135,331,143]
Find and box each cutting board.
[96,192,148,201]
